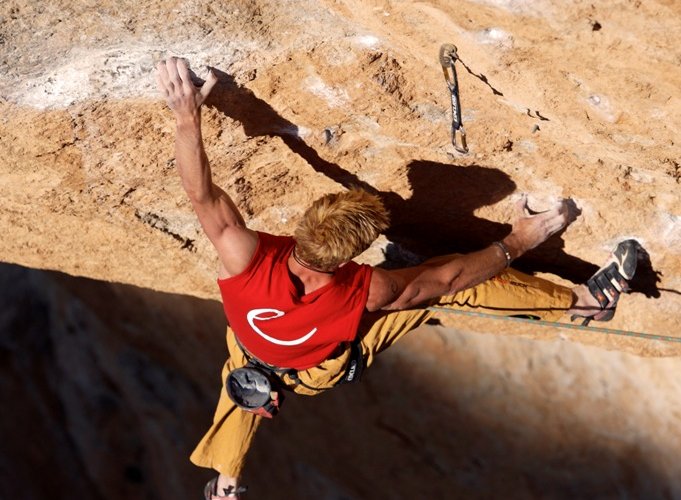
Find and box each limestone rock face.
[3,263,681,499]
[1,0,679,340]
[1,0,681,498]
[0,263,226,499]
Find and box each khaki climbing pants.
[190,268,573,477]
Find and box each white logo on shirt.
[246,308,318,346]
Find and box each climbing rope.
[427,306,681,344]
[439,43,468,154]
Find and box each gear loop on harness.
[439,43,468,154]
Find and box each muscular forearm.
[175,113,214,202]
[436,237,518,292]
[373,197,568,311]
[157,57,257,275]
[387,242,511,309]
[391,198,569,309]
[174,115,247,237]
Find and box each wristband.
[492,241,512,268]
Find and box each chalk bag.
[226,364,283,418]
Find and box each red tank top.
[218,232,373,370]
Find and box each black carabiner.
[439,44,468,154]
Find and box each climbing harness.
[226,333,365,416]
[427,307,681,344]
[439,43,468,154]
[336,339,365,385]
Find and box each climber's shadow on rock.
[200,67,661,291]
[203,69,296,138]
[202,67,363,188]
[381,161,514,261]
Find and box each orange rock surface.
[1,0,680,497]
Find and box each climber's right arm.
[157,57,258,278]
[365,197,569,311]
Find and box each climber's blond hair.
[294,189,390,272]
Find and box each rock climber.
[155,57,638,499]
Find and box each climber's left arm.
[156,57,258,278]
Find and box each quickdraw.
[439,43,468,154]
